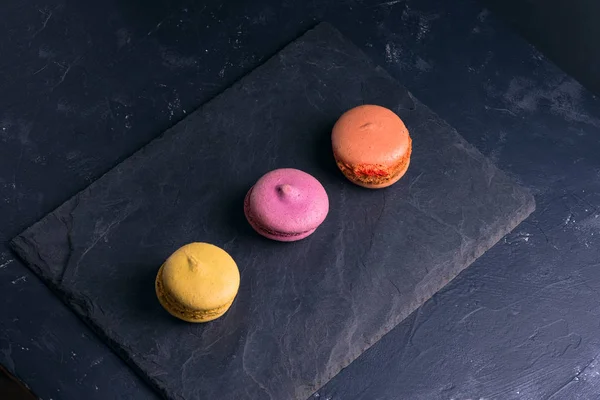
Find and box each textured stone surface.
[11,23,534,400]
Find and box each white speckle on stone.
[416,17,430,41]
[90,356,104,367]
[384,43,401,64]
[124,113,132,129]
[501,77,600,127]
[167,93,181,120]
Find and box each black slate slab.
[11,23,535,400]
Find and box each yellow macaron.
[155,242,240,323]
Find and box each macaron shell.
[155,265,234,323]
[160,243,240,312]
[332,104,411,167]
[248,168,329,235]
[244,194,317,241]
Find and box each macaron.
[244,168,329,242]
[155,242,240,323]
[332,104,412,188]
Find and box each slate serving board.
[11,23,535,400]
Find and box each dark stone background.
[484,0,600,96]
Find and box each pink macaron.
[244,168,329,242]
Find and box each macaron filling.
[156,265,232,321]
[335,137,412,185]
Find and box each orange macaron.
[331,104,412,189]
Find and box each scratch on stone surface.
[458,306,485,323]
[52,57,81,90]
[147,19,166,36]
[242,332,274,399]
[527,319,568,340]
[570,191,599,215]
[62,205,135,284]
[147,11,176,36]
[11,276,26,284]
[405,307,423,347]
[487,275,581,313]
[76,208,134,267]
[32,8,53,37]
[408,172,424,192]
[388,278,402,296]
[480,359,571,399]
[0,259,14,269]
[303,84,323,113]
[484,105,517,117]
[408,198,465,241]
[374,189,387,235]
[361,190,386,266]
[33,64,48,75]
[279,302,302,348]
[523,220,558,249]
[180,345,205,385]
[547,351,600,399]
[374,0,405,6]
